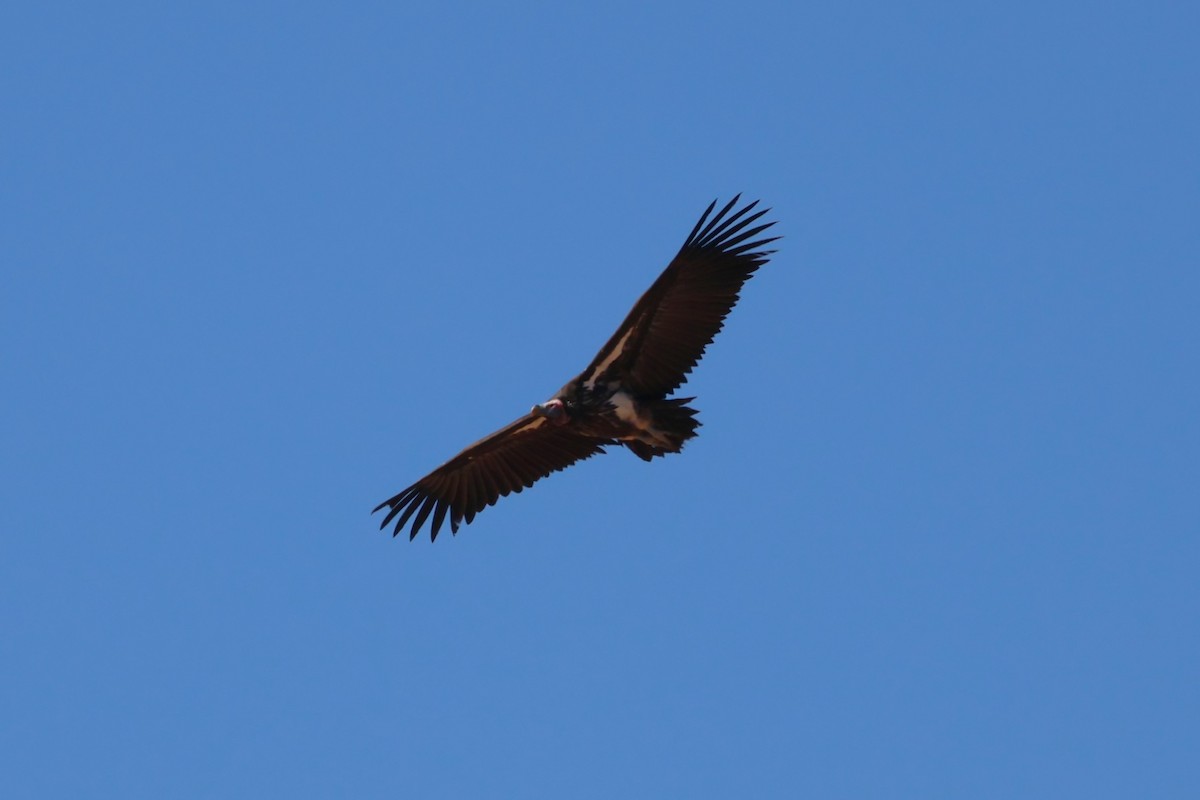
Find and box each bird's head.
[531,398,567,425]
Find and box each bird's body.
[375,196,778,540]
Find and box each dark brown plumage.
[375,196,778,541]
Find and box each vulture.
[374,196,778,541]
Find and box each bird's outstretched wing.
[374,414,609,541]
[581,196,778,396]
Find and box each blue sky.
[3,2,1197,797]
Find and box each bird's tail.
[625,398,701,461]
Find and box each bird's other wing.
[580,196,778,396]
[373,414,609,541]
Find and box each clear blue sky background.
[3,2,1197,797]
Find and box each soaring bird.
[374,196,778,541]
